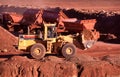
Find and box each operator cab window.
[47,26,56,38]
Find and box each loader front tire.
[30,43,46,59]
[62,43,76,58]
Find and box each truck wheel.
[62,43,76,58]
[30,43,46,59]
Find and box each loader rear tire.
[62,43,76,58]
[30,43,46,59]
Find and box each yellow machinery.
[18,23,76,59]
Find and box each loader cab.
[43,23,57,41]
[41,23,57,53]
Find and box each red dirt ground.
[77,42,120,58]
[0,25,120,77]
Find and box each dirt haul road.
[77,42,120,57]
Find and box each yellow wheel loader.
[18,23,77,59]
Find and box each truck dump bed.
[63,19,97,33]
